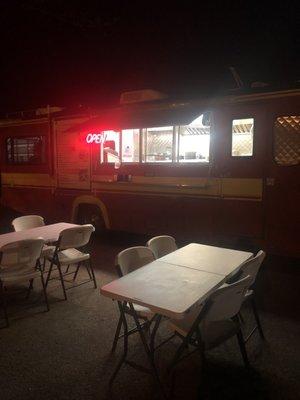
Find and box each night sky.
[1,1,299,112]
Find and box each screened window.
[231,118,254,156]
[121,129,140,162]
[6,136,46,164]
[143,126,173,162]
[178,114,210,163]
[274,116,300,166]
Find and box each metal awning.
[65,102,203,133]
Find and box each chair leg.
[236,329,249,367]
[73,263,81,281]
[88,259,97,288]
[40,273,50,312]
[251,298,265,340]
[45,259,54,287]
[150,314,162,355]
[85,262,92,279]
[168,338,188,373]
[65,264,70,274]
[42,257,46,272]
[195,326,206,366]
[56,263,68,300]
[25,279,34,299]
[111,315,123,353]
[109,302,129,386]
[0,281,9,327]
[237,311,244,324]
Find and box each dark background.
[0,1,299,112]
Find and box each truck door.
[213,103,265,246]
[265,111,300,257]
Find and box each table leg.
[150,314,162,356]
[109,301,167,399]
[109,301,128,386]
[128,303,167,399]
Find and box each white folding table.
[100,243,253,396]
[159,243,253,277]
[101,260,227,320]
[0,223,78,247]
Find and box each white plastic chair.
[168,275,252,370]
[146,235,178,259]
[11,215,54,264]
[111,246,155,352]
[232,250,266,341]
[12,215,45,231]
[0,238,49,327]
[116,246,155,276]
[45,224,97,300]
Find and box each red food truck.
[0,88,299,257]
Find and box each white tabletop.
[101,260,226,319]
[159,243,253,276]
[0,223,78,247]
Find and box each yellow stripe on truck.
[221,178,263,199]
[1,173,55,187]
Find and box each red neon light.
[86,133,106,144]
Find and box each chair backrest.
[146,235,177,259]
[238,250,266,287]
[204,275,252,322]
[58,225,95,250]
[116,246,155,276]
[0,238,44,274]
[12,215,45,232]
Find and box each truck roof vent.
[120,89,167,105]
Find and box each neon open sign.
[86,132,107,144]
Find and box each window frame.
[142,126,175,164]
[177,125,211,165]
[5,134,48,166]
[230,116,255,158]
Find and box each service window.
[121,129,140,163]
[6,136,46,164]
[274,116,300,166]
[178,114,210,163]
[231,118,254,156]
[100,130,120,164]
[143,126,173,162]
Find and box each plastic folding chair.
[111,246,156,352]
[167,275,252,373]
[45,224,97,300]
[229,250,266,342]
[11,215,54,268]
[146,235,178,259]
[0,238,49,327]
[12,215,45,231]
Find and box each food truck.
[0,88,299,257]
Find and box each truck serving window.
[178,114,210,163]
[6,136,46,164]
[122,129,140,163]
[142,126,173,163]
[231,118,254,157]
[99,112,212,165]
[274,116,300,166]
